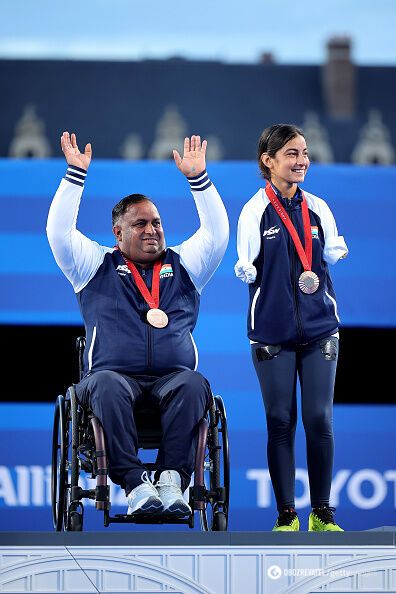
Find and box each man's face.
[113,200,165,265]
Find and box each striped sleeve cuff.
[187,169,212,191]
[64,165,87,187]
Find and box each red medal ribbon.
[265,182,312,272]
[117,248,162,309]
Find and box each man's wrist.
[187,169,212,192]
[64,165,87,187]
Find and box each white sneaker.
[156,470,192,517]
[127,471,163,515]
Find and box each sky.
[0,0,395,65]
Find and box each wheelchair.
[51,337,230,531]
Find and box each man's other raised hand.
[61,131,92,171]
[173,135,207,178]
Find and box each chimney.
[322,36,356,118]
[260,52,275,65]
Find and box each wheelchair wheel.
[64,386,84,532]
[51,394,69,531]
[212,510,227,531]
[199,395,230,531]
[215,395,230,515]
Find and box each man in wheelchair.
[47,131,229,518]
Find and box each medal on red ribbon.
[119,253,169,328]
[265,182,319,294]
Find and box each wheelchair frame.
[51,337,230,531]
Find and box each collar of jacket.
[269,182,303,208]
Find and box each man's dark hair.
[257,124,305,179]
[112,194,155,226]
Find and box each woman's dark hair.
[257,124,305,179]
[112,194,155,226]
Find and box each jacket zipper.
[147,317,152,370]
[141,268,153,370]
[287,200,305,342]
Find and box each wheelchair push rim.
[51,394,69,531]
[198,395,230,531]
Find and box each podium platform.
[1,530,396,593]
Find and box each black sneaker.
[272,507,300,531]
[309,506,344,531]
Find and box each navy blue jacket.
[78,248,200,375]
[235,184,348,345]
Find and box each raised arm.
[171,136,229,294]
[46,132,112,293]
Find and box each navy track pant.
[76,369,211,493]
[251,335,339,511]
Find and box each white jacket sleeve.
[322,203,348,265]
[46,166,112,293]
[235,190,266,283]
[170,170,229,294]
[305,193,348,265]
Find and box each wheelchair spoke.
[199,508,209,531]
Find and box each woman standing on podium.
[235,124,348,531]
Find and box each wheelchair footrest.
[109,513,192,524]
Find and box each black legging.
[251,335,338,511]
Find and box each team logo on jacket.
[160,264,174,279]
[311,226,319,239]
[263,225,280,238]
[116,264,130,276]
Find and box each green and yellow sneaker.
[308,506,344,531]
[273,508,300,531]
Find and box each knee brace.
[255,344,282,361]
[319,338,338,361]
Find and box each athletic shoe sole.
[164,500,192,517]
[127,496,164,515]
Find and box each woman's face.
[262,134,310,187]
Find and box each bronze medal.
[117,252,169,329]
[298,271,320,294]
[146,308,169,328]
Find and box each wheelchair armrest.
[76,336,86,352]
[76,336,86,382]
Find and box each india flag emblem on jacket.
[311,226,319,239]
[160,263,174,278]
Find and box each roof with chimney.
[1,50,394,163]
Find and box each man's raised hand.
[61,131,92,171]
[173,135,207,178]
